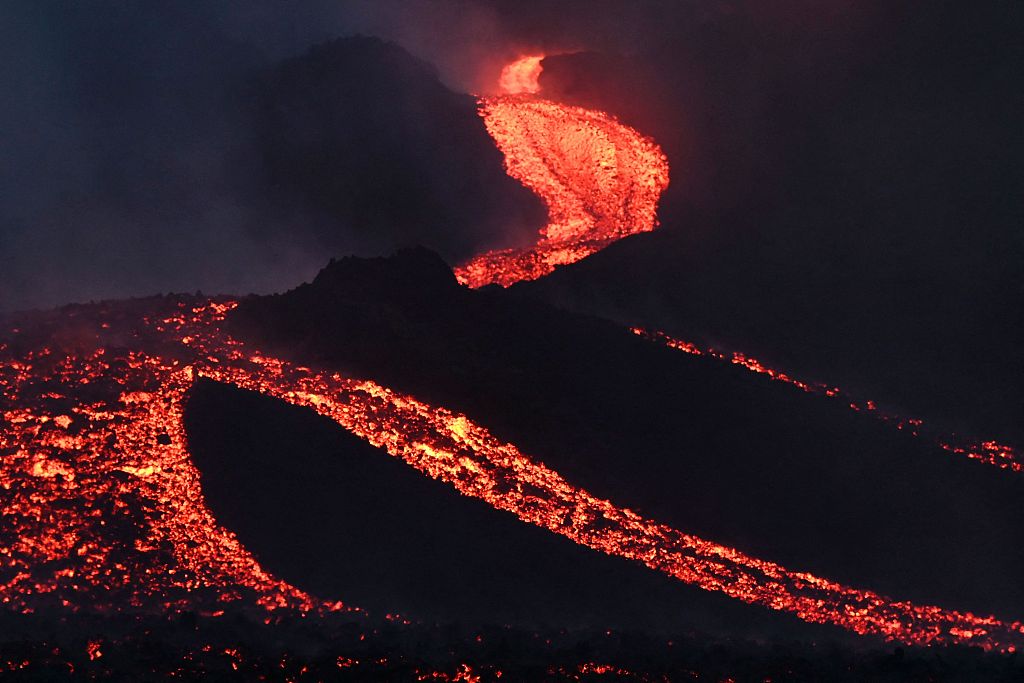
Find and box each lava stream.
[459,55,1020,475]
[632,328,1023,474]
[1,301,1021,651]
[454,92,669,288]
[0,304,336,617]
[1,54,1021,656]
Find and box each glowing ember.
[498,55,544,95]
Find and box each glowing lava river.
[1,55,1022,654]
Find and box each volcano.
[1,25,1022,682]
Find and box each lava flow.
[632,328,1024,474]
[0,301,337,617]
[1,300,1022,650]
[2,54,1023,656]
[454,56,670,288]
[458,55,1022,476]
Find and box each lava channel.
[454,56,669,288]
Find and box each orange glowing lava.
[1,300,1021,651]
[2,55,1022,658]
[0,302,341,617]
[457,57,1020,476]
[631,327,1024,474]
[454,70,669,287]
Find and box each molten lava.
[0,302,335,617]
[1,300,1021,651]
[457,56,1021,476]
[2,55,1022,658]
[454,59,669,288]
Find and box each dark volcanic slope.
[530,4,1023,445]
[0,30,545,311]
[251,36,545,262]
[227,249,1024,625]
[184,377,842,641]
